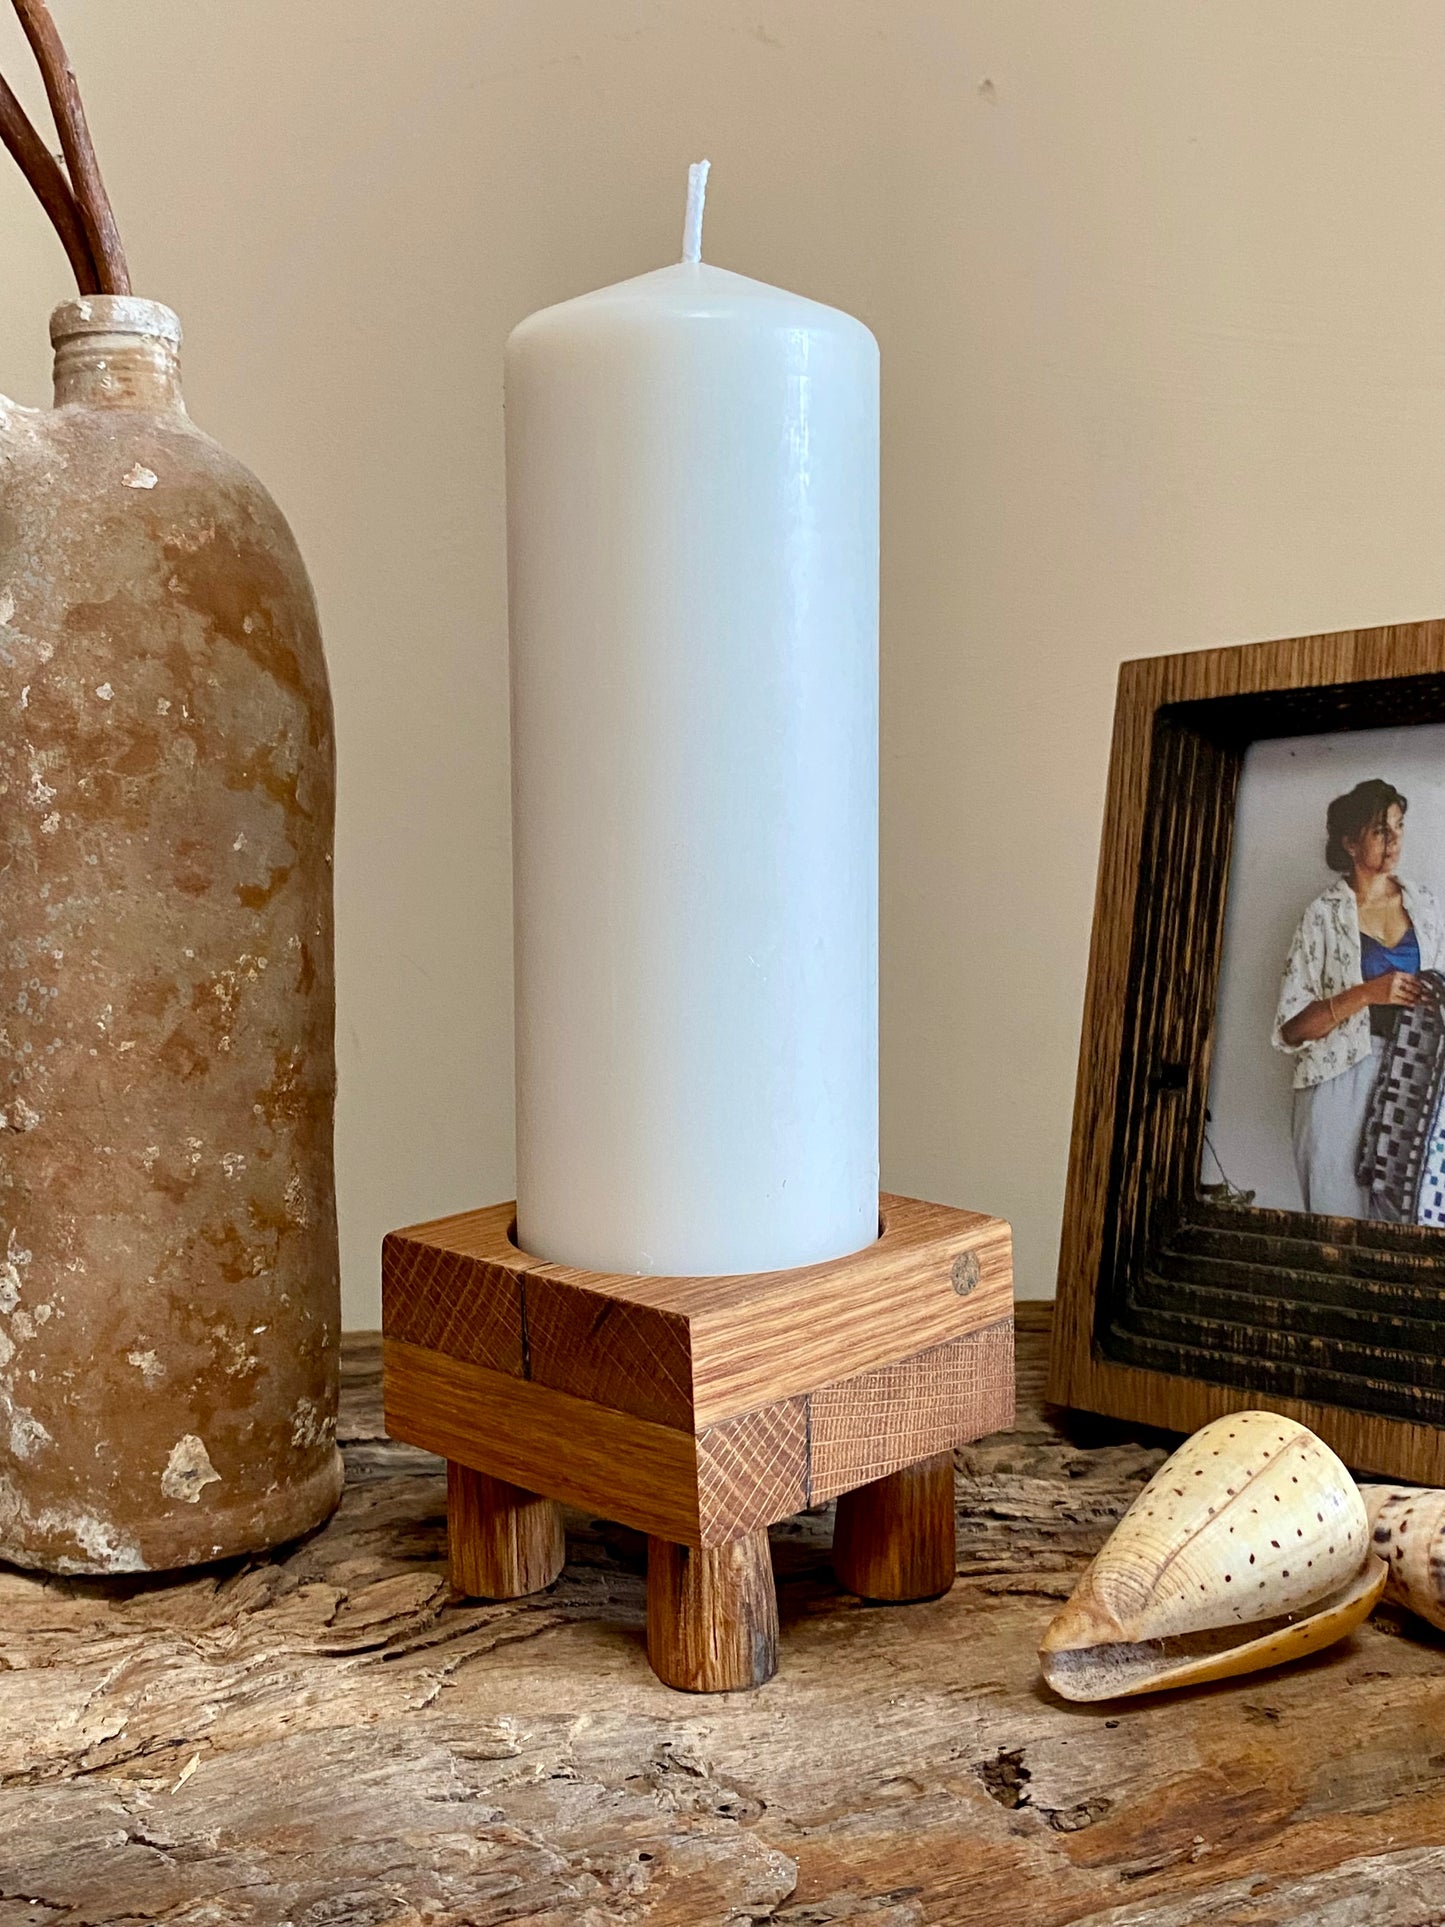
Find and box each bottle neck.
[49,296,186,414]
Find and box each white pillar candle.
[506,165,879,1276]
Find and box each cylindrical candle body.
[506,263,879,1275]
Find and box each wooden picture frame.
[1049,618,1445,1483]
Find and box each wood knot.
[951,1251,980,1297]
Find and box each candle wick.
[681,158,710,265]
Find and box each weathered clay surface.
[0,296,340,1572]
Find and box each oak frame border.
[1048,619,1445,1482]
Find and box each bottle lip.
[49,295,182,349]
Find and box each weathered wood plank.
[2,1307,1445,1925]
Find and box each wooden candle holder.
[382,1194,1013,1692]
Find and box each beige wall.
[3,3,1444,1322]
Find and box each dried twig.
[0,69,98,291]
[10,0,129,294]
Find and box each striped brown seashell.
[1040,1411,1385,1701]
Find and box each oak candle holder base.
[381,1193,1014,1692]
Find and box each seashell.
[1041,1411,1386,1701]
[1361,1485,1445,1632]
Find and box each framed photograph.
[1049,619,1445,1483]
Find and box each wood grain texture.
[1050,618,1445,1483]
[695,1395,809,1541]
[808,1320,1015,1500]
[384,1194,1012,1429]
[384,1337,705,1542]
[833,1452,957,1602]
[446,1463,565,1600]
[524,1275,695,1428]
[388,1323,1014,1547]
[646,1532,779,1693]
[381,1223,526,1376]
[12,1311,1445,1922]
[682,1197,1012,1426]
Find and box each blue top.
[1361,924,1420,1038]
[1360,928,1421,977]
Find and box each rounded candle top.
[507,161,877,356]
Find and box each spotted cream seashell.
[1040,1410,1385,1701]
[1362,1485,1445,1632]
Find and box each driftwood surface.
[4,1306,1445,1925]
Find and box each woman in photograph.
[1274,778,1445,1218]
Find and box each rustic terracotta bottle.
[0,296,342,1571]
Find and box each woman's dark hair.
[1325,778,1407,873]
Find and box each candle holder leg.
[832,1451,957,1603]
[646,1531,779,1692]
[446,1461,566,1599]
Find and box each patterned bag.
[1357,969,1445,1223]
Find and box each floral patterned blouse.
[1272,875,1445,1090]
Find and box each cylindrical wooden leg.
[833,1451,956,1602]
[447,1461,565,1599]
[646,1531,778,1692]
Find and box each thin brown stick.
[0,70,98,291]
[10,0,128,294]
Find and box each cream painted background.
[2,3,1443,1322]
